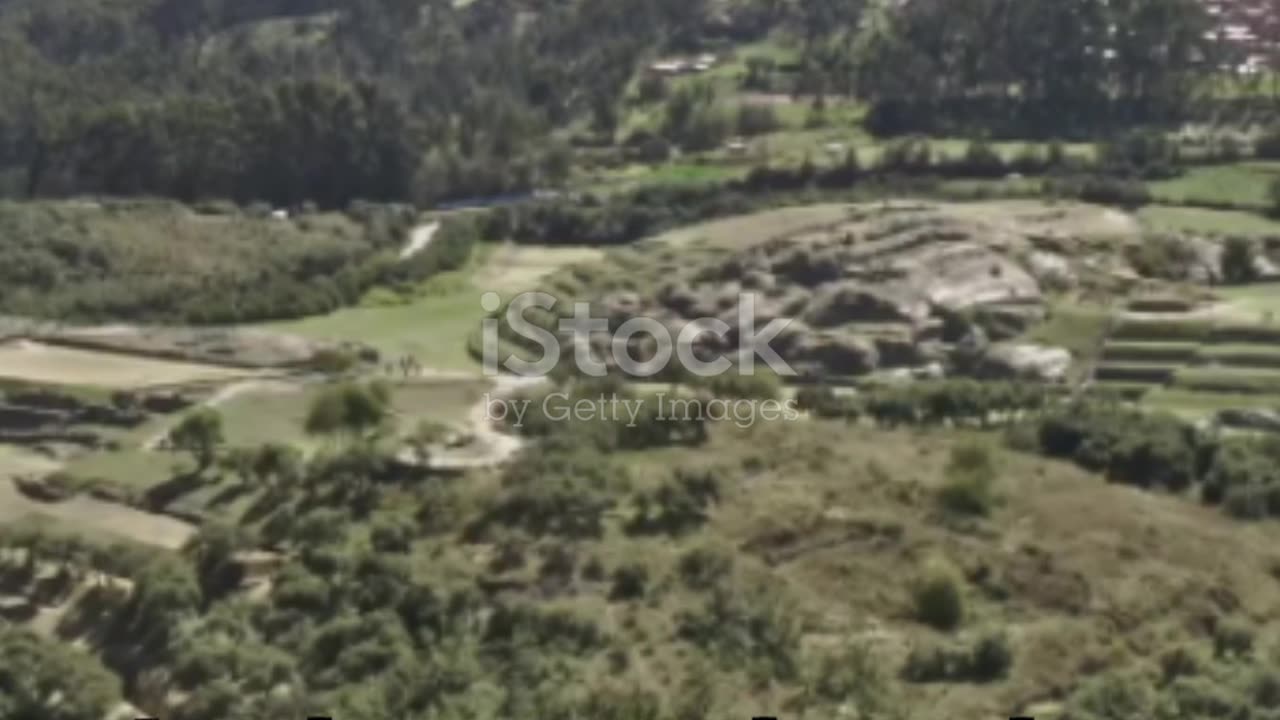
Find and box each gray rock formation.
[975,343,1072,383]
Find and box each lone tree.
[168,408,224,473]
[1220,236,1259,284]
[305,381,393,441]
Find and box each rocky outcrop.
[974,343,1072,383]
[1027,251,1077,291]
[542,203,1103,381]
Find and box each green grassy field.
[1214,282,1280,319]
[65,377,491,496]
[1100,340,1201,363]
[1137,205,1280,236]
[1148,162,1280,209]
[1196,343,1280,368]
[1143,387,1280,418]
[1025,302,1110,362]
[261,242,607,372]
[1174,366,1280,394]
[264,283,487,372]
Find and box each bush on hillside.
[938,442,999,516]
[901,632,1011,683]
[912,560,965,631]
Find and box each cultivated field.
[0,340,258,388]
[0,447,193,548]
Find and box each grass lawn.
[1173,366,1280,394]
[1214,282,1280,319]
[1100,340,1201,362]
[263,284,486,372]
[1148,162,1280,209]
[627,162,747,186]
[1137,205,1280,236]
[217,378,490,448]
[1196,343,1280,368]
[261,243,596,373]
[1143,387,1280,419]
[1025,302,1111,360]
[66,377,491,495]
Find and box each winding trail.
[416,373,548,471]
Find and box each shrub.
[1256,126,1280,159]
[1270,177,1280,219]
[809,642,893,711]
[610,563,650,601]
[1159,643,1207,682]
[957,140,1006,177]
[878,137,933,173]
[1099,130,1180,179]
[677,546,734,590]
[736,104,782,136]
[1065,669,1158,719]
[901,632,1010,683]
[538,544,577,583]
[369,516,415,553]
[968,632,1013,681]
[1213,617,1255,659]
[1221,236,1260,284]
[702,370,781,400]
[938,442,998,516]
[912,560,965,631]
[1126,234,1200,281]
[795,385,861,420]
[1044,175,1151,207]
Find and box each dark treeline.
[852,0,1219,137]
[483,133,1195,247]
[0,0,1234,208]
[0,0,713,208]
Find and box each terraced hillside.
[1092,295,1280,416]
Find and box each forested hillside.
[0,0,1227,209]
[0,0,715,206]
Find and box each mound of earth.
[580,202,1105,381]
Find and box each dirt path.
[411,373,547,471]
[399,221,440,261]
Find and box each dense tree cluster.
[0,626,122,720]
[1018,399,1280,522]
[854,0,1215,137]
[0,0,714,207]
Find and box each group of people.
[383,354,424,378]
